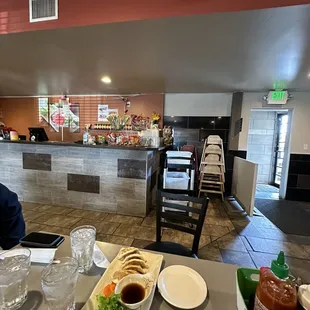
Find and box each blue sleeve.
[0,184,26,250]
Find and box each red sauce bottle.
[254,251,297,310]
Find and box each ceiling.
[0,4,310,96]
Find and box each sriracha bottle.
[254,251,297,310]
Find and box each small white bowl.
[115,273,154,309]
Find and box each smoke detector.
[29,0,58,23]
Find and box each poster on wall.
[98,105,119,121]
[38,97,49,124]
[98,104,109,122]
[48,102,80,133]
[98,104,109,121]
[68,104,80,133]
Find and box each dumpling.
[113,269,138,282]
[122,259,148,270]
[122,253,146,264]
[118,247,139,261]
[123,264,146,274]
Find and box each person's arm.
[0,185,26,250]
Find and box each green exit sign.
[267,91,288,104]
[271,91,286,101]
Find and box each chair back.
[156,191,209,256]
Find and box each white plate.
[157,265,207,309]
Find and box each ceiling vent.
[29,0,58,23]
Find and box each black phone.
[20,232,65,248]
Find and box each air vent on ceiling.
[29,0,58,23]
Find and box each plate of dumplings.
[82,247,163,310]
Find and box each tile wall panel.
[67,174,100,194]
[287,174,298,188]
[164,116,188,128]
[287,154,310,202]
[118,159,146,179]
[23,152,51,171]
[188,117,215,129]
[297,175,310,189]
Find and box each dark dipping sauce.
[121,283,145,304]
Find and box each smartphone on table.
[20,232,65,248]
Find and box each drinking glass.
[0,248,31,310]
[41,257,79,310]
[70,225,96,273]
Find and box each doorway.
[272,113,288,187]
[246,109,292,200]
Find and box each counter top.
[0,139,166,151]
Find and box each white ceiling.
[0,4,309,96]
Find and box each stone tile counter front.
[0,141,163,216]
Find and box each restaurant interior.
[1,1,310,310]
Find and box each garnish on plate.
[96,292,124,310]
[103,283,116,298]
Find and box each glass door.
[273,114,288,187]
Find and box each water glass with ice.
[70,225,96,273]
[41,257,79,310]
[0,248,31,310]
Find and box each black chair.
[144,191,209,258]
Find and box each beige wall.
[164,93,232,116]
[239,92,310,154]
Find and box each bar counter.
[0,140,164,216]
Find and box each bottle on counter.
[10,130,19,141]
[254,251,298,310]
[83,128,89,145]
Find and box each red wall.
[0,94,164,141]
[1,0,308,34]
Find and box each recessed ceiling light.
[101,76,112,84]
[211,120,215,124]
[174,120,177,123]
[308,73,310,78]
[218,116,222,119]
[171,116,174,118]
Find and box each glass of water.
[0,248,31,310]
[41,257,79,310]
[70,225,96,273]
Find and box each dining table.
[19,235,239,310]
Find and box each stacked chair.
[163,151,195,193]
[162,150,196,219]
[198,135,225,201]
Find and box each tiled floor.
[256,184,279,200]
[22,198,310,283]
